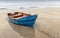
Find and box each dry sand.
[0,8,60,38]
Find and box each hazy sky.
[0,0,59,3]
[0,0,60,1]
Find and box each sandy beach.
[0,8,60,38]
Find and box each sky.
[0,0,60,1]
[0,0,59,1]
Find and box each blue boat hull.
[8,15,37,27]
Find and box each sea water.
[0,1,60,9]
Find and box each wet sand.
[0,8,60,38]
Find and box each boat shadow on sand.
[8,21,35,38]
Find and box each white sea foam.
[0,1,60,9]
